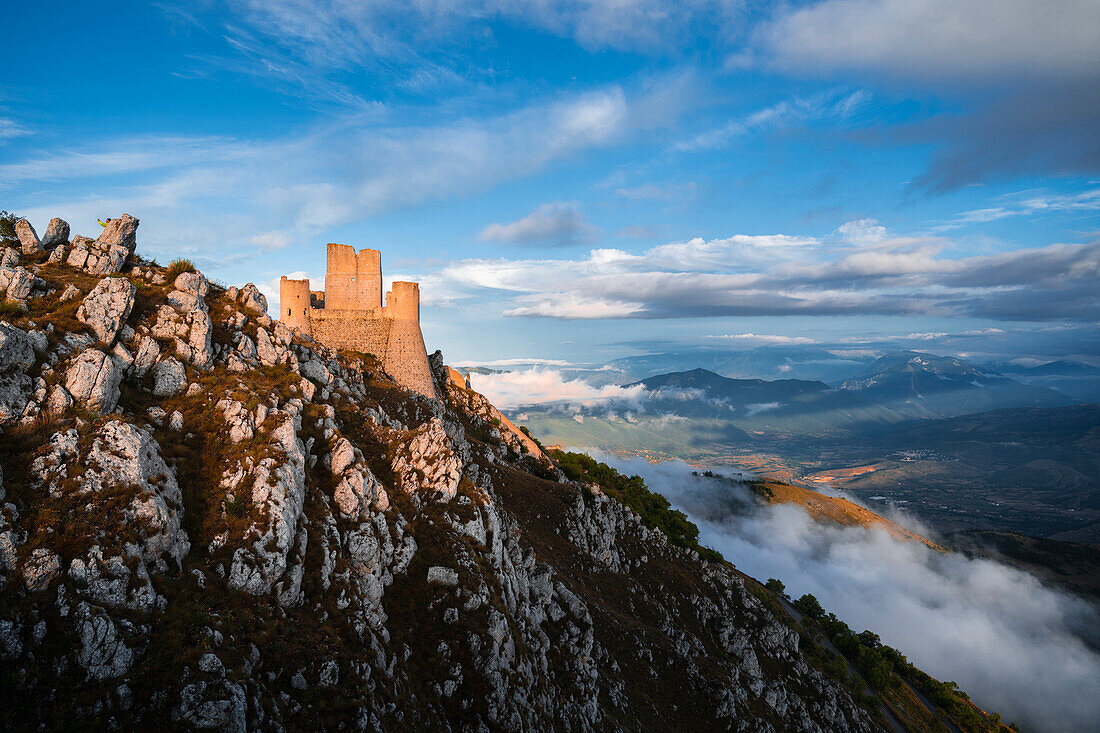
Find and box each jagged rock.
[392,417,463,501]
[48,243,67,262]
[167,290,205,314]
[131,336,160,376]
[255,327,278,366]
[236,283,267,315]
[76,277,135,345]
[75,602,133,680]
[0,247,18,268]
[46,384,73,415]
[173,680,247,732]
[60,283,81,301]
[65,348,123,413]
[96,214,139,251]
[217,399,255,443]
[41,218,70,249]
[427,566,459,586]
[153,357,186,396]
[0,323,34,372]
[68,546,158,612]
[14,218,41,255]
[174,271,209,299]
[168,410,184,430]
[0,619,22,660]
[0,266,35,299]
[67,214,138,275]
[227,416,306,595]
[23,548,61,591]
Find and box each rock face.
[65,348,123,413]
[14,219,41,255]
[0,233,883,732]
[67,213,138,274]
[76,277,136,345]
[41,218,70,249]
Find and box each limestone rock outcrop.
[65,348,123,413]
[76,277,135,345]
[67,213,138,275]
[14,218,41,255]
[41,217,70,249]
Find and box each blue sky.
[4,0,1099,368]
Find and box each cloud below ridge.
[597,454,1100,733]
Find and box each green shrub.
[0,211,18,246]
[793,593,825,619]
[765,578,786,595]
[165,258,196,280]
[550,449,722,562]
[0,299,24,317]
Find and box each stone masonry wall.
[309,310,392,360]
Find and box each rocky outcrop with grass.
[0,215,877,731]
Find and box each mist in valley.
[597,454,1100,733]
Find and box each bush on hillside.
[550,449,723,562]
[165,258,196,280]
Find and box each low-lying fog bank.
[597,453,1100,733]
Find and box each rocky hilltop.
[0,215,881,731]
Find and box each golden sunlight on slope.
[752,480,943,551]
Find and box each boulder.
[23,548,61,592]
[14,219,41,255]
[75,602,133,680]
[131,336,160,377]
[95,214,139,252]
[60,283,81,301]
[0,266,35,299]
[237,283,267,315]
[41,218,70,249]
[0,247,18,268]
[0,323,34,373]
[65,349,123,413]
[153,357,186,396]
[174,272,209,299]
[76,277,136,345]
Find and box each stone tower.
[279,244,437,399]
[324,243,382,310]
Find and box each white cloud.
[468,367,645,409]
[479,201,598,245]
[429,228,1100,322]
[676,89,870,152]
[452,357,574,368]
[756,0,1100,82]
[251,231,292,252]
[952,187,1100,226]
[0,117,30,142]
[711,333,817,345]
[836,218,887,245]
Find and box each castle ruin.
[280,244,436,399]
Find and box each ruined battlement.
[280,244,436,399]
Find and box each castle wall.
[309,309,392,359]
[325,243,382,310]
[280,245,436,400]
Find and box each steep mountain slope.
[840,352,1072,417]
[0,221,884,731]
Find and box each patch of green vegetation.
[164,258,196,280]
[518,425,545,452]
[0,210,18,246]
[792,592,1014,732]
[0,299,25,317]
[550,449,724,563]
